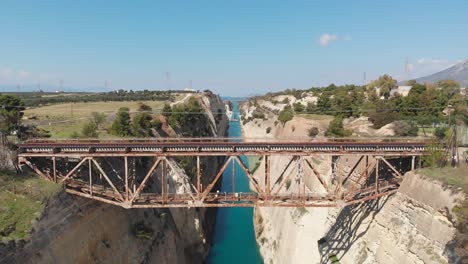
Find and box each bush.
[434,127,448,140]
[368,110,399,129]
[293,102,305,113]
[325,116,351,137]
[393,121,418,136]
[132,112,153,137]
[308,127,319,137]
[91,112,107,129]
[266,127,271,134]
[81,121,98,138]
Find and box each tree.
[368,74,397,100]
[0,94,25,135]
[325,116,351,137]
[392,121,418,136]
[278,105,294,125]
[306,102,317,113]
[437,80,460,98]
[162,104,172,118]
[316,93,331,114]
[434,127,448,141]
[111,107,132,136]
[132,112,153,137]
[81,121,98,138]
[138,103,152,112]
[293,102,305,113]
[91,112,107,129]
[308,127,319,137]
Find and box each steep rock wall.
[0,93,228,264]
[240,102,463,263]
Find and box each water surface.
[206,101,263,264]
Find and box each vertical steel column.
[197,156,201,194]
[88,158,93,196]
[265,155,270,199]
[411,156,415,171]
[124,156,129,201]
[375,157,379,194]
[161,158,165,204]
[52,157,57,183]
[365,155,369,177]
[232,158,235,194]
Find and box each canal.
[206,101,263,264]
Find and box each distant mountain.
[411,59,468,87]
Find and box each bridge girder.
[18,150,417,209]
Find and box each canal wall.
[0,93,228,264]
[240,100,464,263]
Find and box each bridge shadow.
[317,196,391,263]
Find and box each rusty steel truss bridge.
[17,139,428,209]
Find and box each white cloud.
[319,33,338,46]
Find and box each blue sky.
[0,0,467,96]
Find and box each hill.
[413,59,468,86]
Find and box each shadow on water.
[318,196,391,264]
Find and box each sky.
[0,0,467,96]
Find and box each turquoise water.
[206,102,263,264]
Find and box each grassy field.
[24,100,166,120]
[23,100,168,138]
[417,164,468,191]
[0,170,61,241]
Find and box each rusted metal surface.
[17,140,421,208]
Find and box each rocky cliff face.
[240,102,463,263]
[321,173,463,264]
[0,93,229,264]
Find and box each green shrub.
[325,116,351,137]
[81,121,98,138]
[308,127,319,137]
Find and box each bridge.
[17,138,429,209]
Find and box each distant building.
[461,87,466,96]
[390,86,412,97]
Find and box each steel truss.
[18,151,418,208]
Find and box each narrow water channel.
[206,101,263,264]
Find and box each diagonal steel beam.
[131,157,162,202]
[163,157,198,202]
[233,156,262,193]
[60,157,89,183]
[272,157,301,196]
[379,156,403,178]
[341,156,364,186]
[303,158,328,191]
[91,158,125,201]
[200,156,233,202]
[23,159,52,181]
[271,156,297,188]
[345,159,377,199]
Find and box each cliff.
[0,93,229,264]
[240,101,465,263]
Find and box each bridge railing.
[20,136,431,144]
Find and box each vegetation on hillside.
[8,90,193,107]
[0,170,61,241]
[247,75,466,131]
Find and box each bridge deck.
[18,139,428,156]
